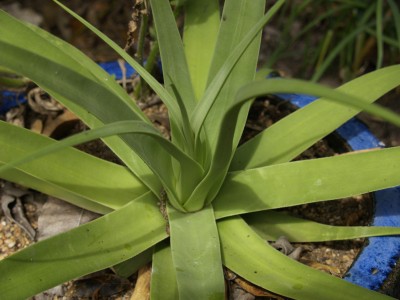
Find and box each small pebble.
[5,239,16,248]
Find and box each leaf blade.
[0,120,204,211]
[231,67,400,170]
[151,241,179,299]
[183,0,220,100]
[0,9,161,193]
[245,210,400,242]
[149,0,196,109]
[218,216,393,300]
[168,204,225,299]
[183,0,284,211]
[0,193,167,299]
[0,121,147,213]
[215,147,400,218]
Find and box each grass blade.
[388,0,400,50]
[218,216,393,300]
[311,24,369,81]
[376,0,384,69]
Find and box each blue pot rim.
[2,61,399,291]
[275,92,400,291]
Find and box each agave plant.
[1,0,400,299]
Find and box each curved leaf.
[245,210,400,242]
[231,67,400,170]
[0,9,161,193]
[0,120,204,211]
[215,147,400,218]
[52,0,189,149]
[191,0,285,136]
[183,0,285,211]
[151,241,179,299]
[113,248,153,278]
[0,122,147,213]
[168,204,225,299]
[0,192,168,300]
[183,0,220,100]
[150,0,196,111]
[218,216,393,300]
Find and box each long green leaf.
[51,0,176,120]
[245,210,400,242]
[231,66,400,170]
[0,120,204,211]
[25,23,159,188]
[52,0,189,150]
[0,9,161,194]
[113,248,153,278]
[235,78,400,126]
[168,204,225,299]
[215,147,400,218]
[151,241,179,300]
[183,0,283,211]
[183,0,220,100]
[188,74,400,210]
[191,0,285,137]
[0,192,167,300]
[218,216,393,300]
[0,11,146,125]
[150,0,196,111]
[0,122,147,214]
[149,0,198,152]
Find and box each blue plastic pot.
[276,92,400,292]
[1,61,399,293]
[0,90,27,115]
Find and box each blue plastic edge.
[98,61,137,80]
[0,90,27,115]
[276,92,400,291]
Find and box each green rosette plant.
[1,0,400,299]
